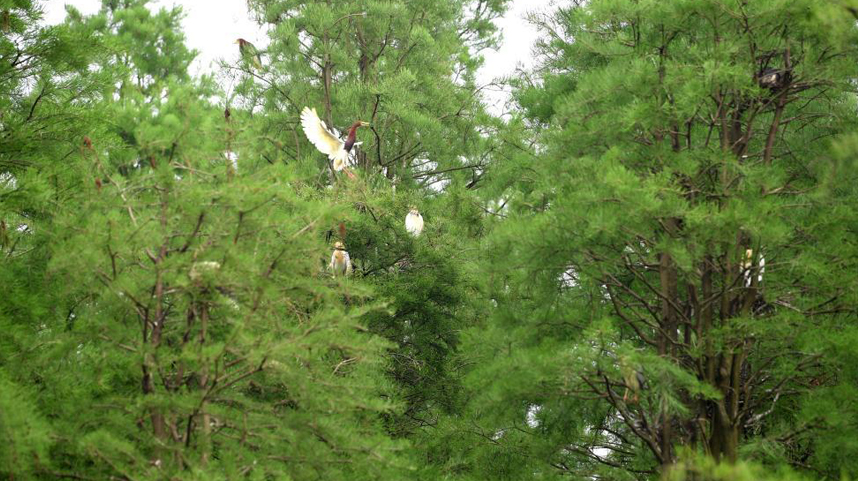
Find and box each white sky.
[42,0,553,112]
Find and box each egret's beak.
[360,121,370,127]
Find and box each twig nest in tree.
[758,68,788,90]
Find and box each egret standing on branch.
[329,242,352,276]
[300,106,369,172]
[235,38,262,70]
[405,207,424,237]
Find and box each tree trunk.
[658,248,678,466]
[710,403,739,462]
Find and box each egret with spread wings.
[301,106,369,172]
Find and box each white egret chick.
[405,207,424,237]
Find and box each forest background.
[3,0,858,480]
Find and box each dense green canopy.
[2,0,858,480]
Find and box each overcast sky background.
[43,0,553,112]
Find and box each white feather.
[332,155,348,172]
[301,107,349,170]
[405,210,424,237]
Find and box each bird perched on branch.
[300,106,369,172]
[758,68,789,91]
[329,241,352,276]
[405,207,424,237]
[235,38,262,70]
[741,248,765,287]
[620,356,646,404]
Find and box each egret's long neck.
[344,124,361,152]
[346,124,360,142]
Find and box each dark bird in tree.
[301,106,369,172]
[224,106,231,122]
[235,38,262,70]
[758,68,789,91]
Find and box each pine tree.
[452,0,858,478]
[0,2,114,476]
[232,0,509,464]
[2,1,404,478]
[7,0,858,479]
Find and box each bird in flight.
[301,106,369,172]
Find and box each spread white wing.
[301,107,347,168]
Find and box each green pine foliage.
[447,0,858,479]
[232,0,510,472]
[3,0,858,479]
